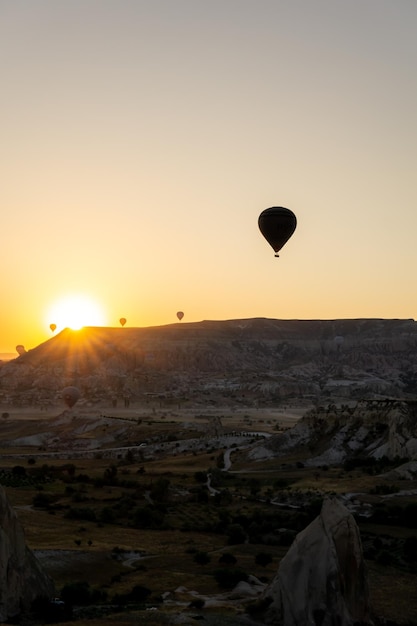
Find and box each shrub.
[255,552,273,567]
[194,471,207,483]
[113,585,151,605]
[60,581,100,606]
[218,552,237,566]
[213,567,248,589]
[64,507,96,522]
[189,598,205,609]
[226,523,246,545]
[193,551,211,565]
[132,505,165,529]
[32,492,55,509]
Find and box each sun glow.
[46,294,107,331]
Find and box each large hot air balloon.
[176,311,184,321]
[50,323,56,333]
[16,345,26,356]
[62,386,80,409]
[258,207,297,257]
[119,318,127,327]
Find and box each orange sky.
[1,1,417,355]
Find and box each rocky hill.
[1,318,417,408]
[249,398,417,465]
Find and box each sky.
[1,0,417,355]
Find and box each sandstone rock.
[0,485,55,622]
[258,497,372,626]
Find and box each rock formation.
[0,485,55,622]
[1,317,417,408]
[251,399,417,466]
[258,497,372,626]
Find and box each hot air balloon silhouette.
[16,345,26,356]
[176,311,184,321]
[50,323,57,333]
[62,386,80,409]
[258,207,297,257]
[119,318,127,327]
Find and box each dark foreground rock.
[257,497,372,626]
[0,485,55,622]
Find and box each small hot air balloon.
[62,386,80,409]
[16,345,26,356]
[119,318,127,327]
[176,311,184,321]
[50,323,57,333]
[258,207,297,257]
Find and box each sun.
[46,294,107,331]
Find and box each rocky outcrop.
[258,498,372,626]
[251,399,417,465]
[0,485,55,622]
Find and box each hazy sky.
[2,0,417,354]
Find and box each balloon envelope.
[50,323,56,333]
[119,318,126,327]
[16,345,26,356]
[258,207,297,256]
[62,386,80,409]
[176,311,184,321]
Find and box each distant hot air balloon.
[334,336,344,352]
[258,207,297,257]
[119,318,127,327]
[62,386,80,409]
[50,323,57,333]
[16,345,26,356]
[176,311,184,321]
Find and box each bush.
[403,536,417,563]
[218,552,237,566]
[60,581,106,606]
[132,505,165,529]
[64,506,96,522]
[33,492,55,509]
[113,585,151,605]
[213,567,248,589]
[194,471,207,483]
[255,552,273,567]
[193,551,211,565]
[12,465,26,476]
[226,523,246,545]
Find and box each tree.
[193,551,211,565]
[255,552,273,567]
[213,567,248,589]
[150,477,170,502]
[218,552,237,566]
[227,523,246,545]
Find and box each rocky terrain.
[0,485,54,622]
[250,398,417,466]
[1,317,417,409]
